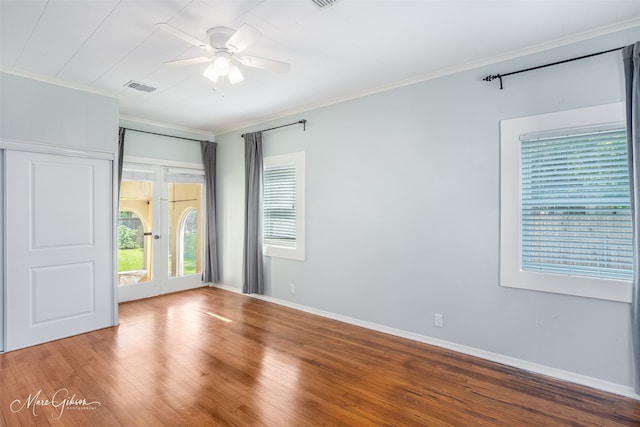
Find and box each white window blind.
[122,167,156,182]
[165,168,204,183]
[263,164,296,248]
[520,127,632,281]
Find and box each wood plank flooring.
[0,287,638,426]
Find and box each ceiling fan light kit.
[204,62,244,85]
[213,53,231,75]
[228,65,245,84]
[203,64,220,83]
[156,22,290,86]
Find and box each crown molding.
[119,115,215,139]
[216,18,640,136]
[0,66,119,99]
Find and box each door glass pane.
[182,209,198,275]
[118,180,153,286]
[167,182,202,277]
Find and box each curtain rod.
[483,46,625,90]
[124,127,209,143]
[241,119,307,138]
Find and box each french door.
[118,163,205,302]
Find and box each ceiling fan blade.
[239,56,290,73]
[225,23,261,53]
[155,23,213,51]
[164,56,213,66]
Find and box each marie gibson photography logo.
[9,388,101,420]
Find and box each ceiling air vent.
[311,0,342,8]
[124,80,157,93]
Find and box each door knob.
[154,235,160,239]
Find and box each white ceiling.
[1,0,640,135]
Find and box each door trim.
[1,138,115,160]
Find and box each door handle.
[154,235,160,240]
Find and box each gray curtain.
[243,132,264,294]
[117,127,126,197]
[201,141,219,283]
[623,41,640,394]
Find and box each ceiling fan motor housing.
[206,27,236,50]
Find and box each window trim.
[263,151,305,261]
[500,102,631,303]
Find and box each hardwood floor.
[0,287,638,426]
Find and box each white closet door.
[0,150,3,353]
[5,150,114,351]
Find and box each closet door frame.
[0,139,118,352]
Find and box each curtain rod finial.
[483,74,504,89]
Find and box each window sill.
[264,244,305,261]
[500,267,632,303]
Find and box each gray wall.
[119,118,211,163]
[215,27,640,388]
[0,72,119,152]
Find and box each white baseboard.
[209,284,639,400]
[208,283,243,294]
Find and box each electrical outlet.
[289,283,295,294]
[434,313,444,328]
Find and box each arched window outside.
[179,208,198,276]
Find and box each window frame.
[263,151,306,261]
[500,102,632,303]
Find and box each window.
[264,165,296,246]
[500,103,632,302]
[166,169,204,278]
[179,208,198,276]
[263,152,305,260]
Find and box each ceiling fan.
[156,22,291,85]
